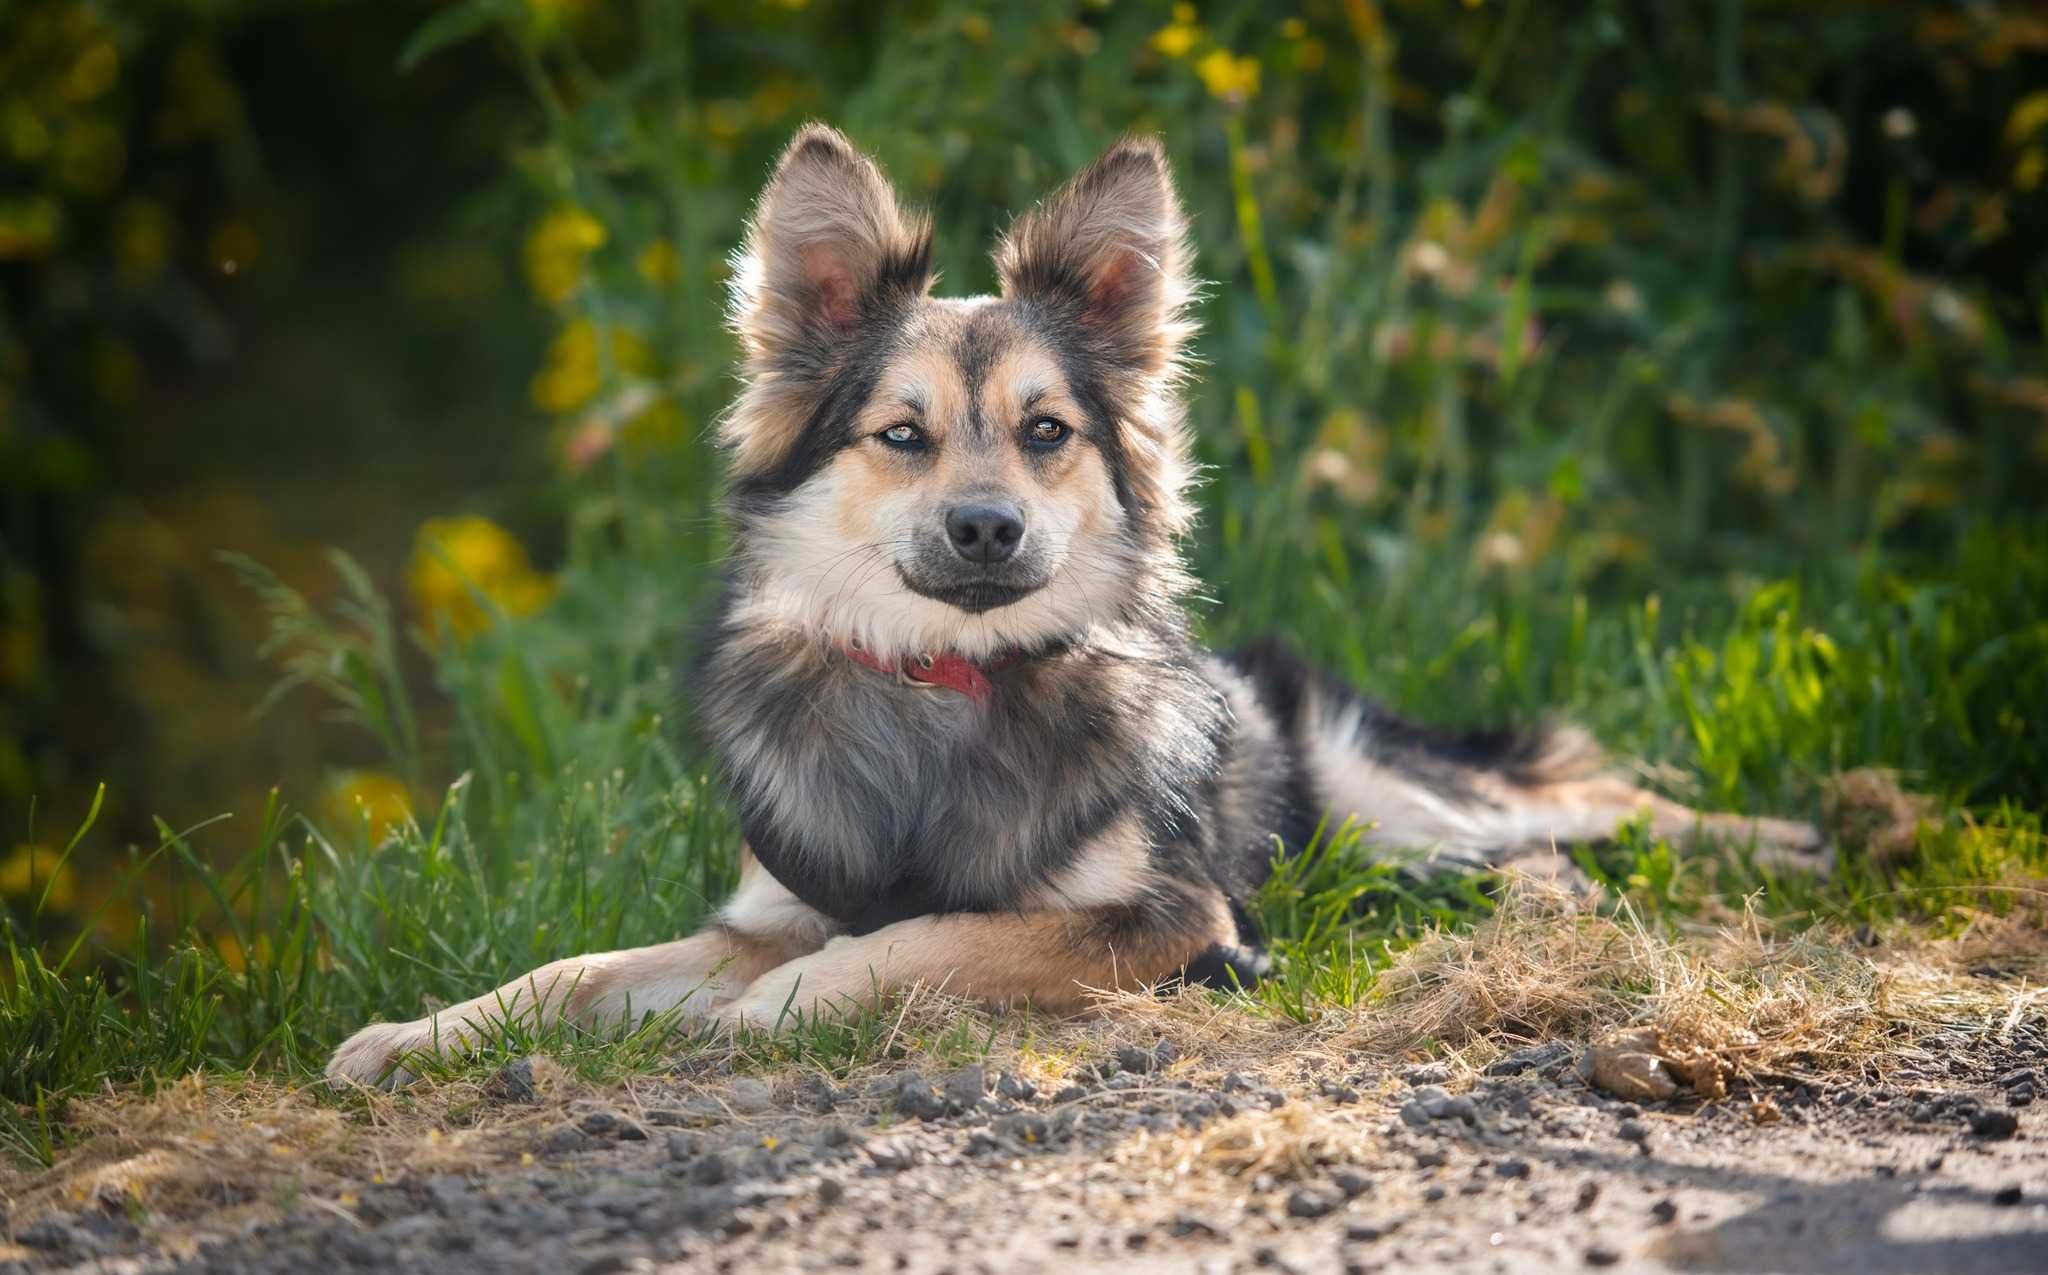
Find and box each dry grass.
[6,884,2042,1250]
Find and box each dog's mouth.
[895,565,1046,614]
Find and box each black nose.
[945,502,1025,564]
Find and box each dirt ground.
[3,1017,2042,1275]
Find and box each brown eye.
[879,422,926,450]
[1026,417,1070,449]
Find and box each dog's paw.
[325,1019,439,1089]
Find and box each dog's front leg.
[717,887,1239,1032]
[326,851,835,1087]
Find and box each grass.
[4,0,2046,1195]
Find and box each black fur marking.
[1175,943,1273,992]
[1014,300,1143,527]
[731,236,935,502]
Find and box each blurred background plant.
[2,0,2045,1129]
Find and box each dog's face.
[720,126,1197,659]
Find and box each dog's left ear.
[995,137,1194,378]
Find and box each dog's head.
[721,125,1197,659]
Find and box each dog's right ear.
[724,125,932,473]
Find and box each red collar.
[839,640,1015,702]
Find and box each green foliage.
[4,0,2047,1137]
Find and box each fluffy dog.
[328,127,1822,1086]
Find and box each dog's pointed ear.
[995,137,1194,377]
[725,126,932,467]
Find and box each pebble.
[1169,1210,1221,1238]
[1992,1185,2023,1206]
[894,1072,948,1121]
[664,1132,699,1162]
[687,1152,731,1186]
[726,1077,773,1114]
[1114,1045,1157,1075]
[1484,1042,1572,1077]
[1331,1169,1372,1198]
[996,1071,1037,1102]
[486,1057,539,1103]
[865,1136,919,1171]
[942,1065,987,1112]
[1222,1071,1255,1093]
[1586,1243,1621,1266]
[1493,1158,1531,1179]
[1400,1062,1454,1086]
[1286,1187,1339,1219]
[1969,1109,2019,1139]
[1650,1199,1677,1224]
[1052,1084,1091,1104]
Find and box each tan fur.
[737,305,1134,662]
[716,890,1240,1030]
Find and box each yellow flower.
[522,205,607,305]
[530,319,653,415]
[1151,22,1201,59]
[0,844,76,910]
[531,318,603,414]
[407,515,557,638]
[1195,50,1260,102]
[321,771,414,843]
[636,237,679,286]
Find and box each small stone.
[894,1072,947,1121]
[1400,1062,1454,1086]
[1650,1199,1678,1224]
[1153,1039,1181,1068]
[795,1075,839,1113]
[1617,1118,1652,1145]
[1575,1182,1601,1212]
[816,1122,852,1149]
[865,1136,918,1171]
[688,1152,731,1186]
[1493,1158,1531,1179]
[817,1178,845,1206]
[726,1077,773,1114]
[1399,1102,1432,1129]
[1285,1187,1338,1219]
[541,1126,592,1156]
[485,1057,539,1103]
[1052,1084,1090,1104]
[1484,1042,1572,1077]
[996,1071,1037,1102]
[1168,1210,1220,1238]
[1345,1219,1394,1242]
[1992,1185,2023,1207]
[1331,1169,1372,1198]
[1221,1071,1254,1093]
[1115,1045,1157,1075]
[665,1133,698,1163]
[1969,1109,2019,1139]
[578,1110,619,1137]
[942,1065,987,1113]
[1586,1244,1621,1266]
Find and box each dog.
[326,126,1824,1086]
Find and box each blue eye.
[879,422,926,450]
[1026,417,1070,449]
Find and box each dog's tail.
[1227,637,1821,874]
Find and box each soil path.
[5,1025,2044,1274]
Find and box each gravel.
[14,1028,2041,1275]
